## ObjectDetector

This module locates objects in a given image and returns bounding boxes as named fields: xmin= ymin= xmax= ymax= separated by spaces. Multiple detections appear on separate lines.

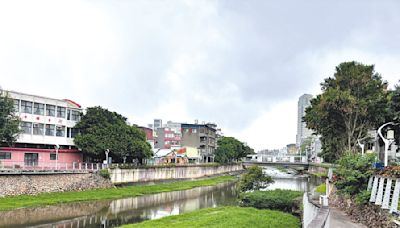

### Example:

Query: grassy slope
xmin=0 ymin=175 xmax=236 ymax=211
xmin=315 ymin=183 xmax=327 ymax=194
xmin=120 ymin=206 xmax=300 ymax=228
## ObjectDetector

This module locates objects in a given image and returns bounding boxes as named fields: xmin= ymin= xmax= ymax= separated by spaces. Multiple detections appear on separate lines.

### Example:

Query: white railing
xmin=0 ymin=161 xmax=101 ymax=172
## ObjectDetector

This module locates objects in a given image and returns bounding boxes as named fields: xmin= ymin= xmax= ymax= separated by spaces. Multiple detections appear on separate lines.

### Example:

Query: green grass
xmin=309 ymin=163 xmax=338 ymax=168
xmin=315 ymin=183 xmax=326 ymax=194
xmin=239 ymin=189 xmax=303 ymax=214
xmin=120 ymin=206 xmax=300 ymax=228
xmin=0 ymin=175 xmax=236 ymax=211
xmin=309 ymin=172 xmax=328 ymax=178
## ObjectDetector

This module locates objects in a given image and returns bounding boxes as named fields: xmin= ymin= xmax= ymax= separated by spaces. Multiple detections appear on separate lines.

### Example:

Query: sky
xmin=1 ymin=0 xmax=400 ymax=151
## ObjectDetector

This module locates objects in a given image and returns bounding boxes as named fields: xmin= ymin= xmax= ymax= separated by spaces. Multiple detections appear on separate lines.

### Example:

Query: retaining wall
xmin=110 ymin=164 xmax=243 ymax=184
xmin=0 ymin=173 xmax=113 ymax=197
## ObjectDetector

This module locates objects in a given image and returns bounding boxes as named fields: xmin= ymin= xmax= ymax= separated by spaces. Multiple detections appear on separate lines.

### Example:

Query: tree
xmin=303 ymin=61 xmax=389 ymax=161
xmin=0 ymin=90 xmax=20 ymax=145
xmin=73 ymin=106 xmax=152 ymax=163
xmin=238 ymin=166 xmax=273 ymax=192
xmin=214 ymin=137 xmax=253 ymax=164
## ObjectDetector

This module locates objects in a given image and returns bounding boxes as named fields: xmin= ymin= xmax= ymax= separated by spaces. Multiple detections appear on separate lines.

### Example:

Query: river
xmin=0 ymin=169 xmax=321 ymax=228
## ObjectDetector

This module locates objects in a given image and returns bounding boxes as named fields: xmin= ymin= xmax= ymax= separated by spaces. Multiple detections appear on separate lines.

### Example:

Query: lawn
xmin=0 ymin=175 xmax=236 ymax=211
xmin=315 ymin=183 xmax=326 ymax=194
xmin=120 ymin=206 xmax=300 ymax=228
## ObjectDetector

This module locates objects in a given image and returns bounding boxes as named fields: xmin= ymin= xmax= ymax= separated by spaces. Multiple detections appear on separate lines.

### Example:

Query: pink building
xmin=0 ymin=90 xmax=83 ymax=168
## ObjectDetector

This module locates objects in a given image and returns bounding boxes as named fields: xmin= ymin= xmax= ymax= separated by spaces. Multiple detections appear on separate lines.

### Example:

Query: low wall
xmin=0 ymin=173 xmax=113 ymax=197
xmin=110 ymin=164 xmax=243 ymax=184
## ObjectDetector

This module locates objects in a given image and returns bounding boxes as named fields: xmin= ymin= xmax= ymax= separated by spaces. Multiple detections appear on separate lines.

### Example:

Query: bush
xmin=239 ymin=189 xmax=303 ymax=214
xmin=334 ymin=153 xmax=375 ymax=196
xmin=238 ymin=166 xmax=273 ymax=192
xmin=99 ymin=169 xmax=110 ymax=179
xmin=355 ymin=190 xmax=371 ymax=205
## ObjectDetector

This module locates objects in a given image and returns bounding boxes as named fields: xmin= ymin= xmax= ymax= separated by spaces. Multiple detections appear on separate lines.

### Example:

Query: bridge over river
xmin=243 ymin=155 xmax=309 ymax=170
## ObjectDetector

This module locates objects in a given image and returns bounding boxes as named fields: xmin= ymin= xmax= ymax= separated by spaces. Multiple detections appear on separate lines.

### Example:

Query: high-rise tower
xmin=296 ymin=94 xmax=313 ymax=146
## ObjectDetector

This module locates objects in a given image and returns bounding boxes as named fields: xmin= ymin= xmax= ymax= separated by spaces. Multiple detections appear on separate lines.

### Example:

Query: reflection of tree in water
xmin=0 ymin=181 xmax=238 ymax=228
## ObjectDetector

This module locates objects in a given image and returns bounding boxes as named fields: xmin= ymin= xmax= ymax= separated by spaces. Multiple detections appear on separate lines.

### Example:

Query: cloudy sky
xmin=1 ymin=0 xmax=400 ymax=151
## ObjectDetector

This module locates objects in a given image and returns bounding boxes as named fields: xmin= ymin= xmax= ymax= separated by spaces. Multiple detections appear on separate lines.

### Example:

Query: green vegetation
xmin=355 ymin=190 xmax=371 ymax=205
xmin=0 ymin=90 xmax=21 ymax=145
xmin=309 ymin=172 xmax=328 ymax=178
xmin=309 ymin=163 xmax=338 ymax=169
xmin=214 ymin=137 xmax=254 ymax=164
xmin=239 ymin=189 xmax=303 ymax=214
xmin=238 ymin=166 xmax=273 ymax=192
xmin=315 ymin=183 xmax=326 ymax=194
xmin=120 ymin=206 xmax=300 ymax=228
xmin=74 ymin=106 xmax=152 ymax=164
xmin=99 ymin=169 xmax=110 ymax=179
xmin=303 ymin=61 xmax=390 ymax=162
xmin=0 ymin=175 xmax=236 ymax=211
xmin=335 ymin=153 xmax=375 ymax=197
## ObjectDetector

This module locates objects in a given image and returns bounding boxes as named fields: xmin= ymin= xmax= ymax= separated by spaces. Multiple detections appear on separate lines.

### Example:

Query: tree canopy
xmin=73 ymin=106 xmax=152 ymax=163
xmin=238 ymin=166 xmax=273 ymax=192
xmin=303 ymin=61 xmax=389 ymax=162
xmin=0 ymin=90 xmax=20 ymax=145
xmin=214 ymin=136 xmax=254 ymax=164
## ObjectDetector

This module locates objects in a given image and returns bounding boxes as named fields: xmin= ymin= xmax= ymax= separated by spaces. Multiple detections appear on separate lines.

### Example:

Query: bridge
xmin=243 ymin=155 xmax=309 ymax=170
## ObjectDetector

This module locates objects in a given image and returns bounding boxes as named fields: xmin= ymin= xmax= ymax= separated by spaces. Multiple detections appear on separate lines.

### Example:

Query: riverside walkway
xmin=328 ymin=208 xmax=366 ymax=228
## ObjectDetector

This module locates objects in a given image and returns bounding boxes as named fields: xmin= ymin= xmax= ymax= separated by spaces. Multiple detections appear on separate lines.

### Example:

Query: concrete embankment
xmin=110 ymin=164 xmax=243 ymax=184
xmin=0 ymin=173 xmax=113 ymax=197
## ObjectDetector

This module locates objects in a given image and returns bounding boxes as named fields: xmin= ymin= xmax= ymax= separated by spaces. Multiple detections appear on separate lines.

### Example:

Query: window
xmin=57 ymin=107 xmax=66 ymax=118
xmin=46 ymin=105 xmax=55 ymax=116
xmin=367 ymin=143 xmax=374 ymax=150
xmin=33 ymin=123 xmax=44 ymax=135
xmin=67 ymin=109 xmax=71 ymax=120
xmin=33 ymin=103 xmax=44 ymax=115
xmin=13 ymin=99 xmax=19 ymax=112
xmin=71 ymin=110 xmax=80 ymax=121
xmin=21 ymin=122 xmax=32 ymax=134
xmin=21 ymin=100 xmax=32 ymax=114
xmin=50 ymin=152 xmax=58 ymax=160
xmin=56 ymin=125 xmax=65 ymax=137
xmin=0 ymin=152 xmax=11 ymax=160
xmin=45 ymin=124 xmax=55 ymax=136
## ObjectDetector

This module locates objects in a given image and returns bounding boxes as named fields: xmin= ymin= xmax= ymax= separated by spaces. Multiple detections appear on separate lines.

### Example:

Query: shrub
xmin=238 ymin=166 xmax=273 ymax=192
xmin=239 ymin=189 xmax=303 ymax=214
xmin=334 ymin=153 xmax=375 ymax=196
xmin=355 ymin=190 xmax=371 ymax=205
xmin=99 ymin=169 xmax=110 ymax=179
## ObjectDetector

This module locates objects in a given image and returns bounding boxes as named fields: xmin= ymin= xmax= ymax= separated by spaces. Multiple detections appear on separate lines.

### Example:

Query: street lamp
xmin=378 ymin=122 xmax=397 ymax=167
xmin=55 ymin=144 xmax=59 ymax=170
xmin=105 ymin=149 xmax=110 ymax=167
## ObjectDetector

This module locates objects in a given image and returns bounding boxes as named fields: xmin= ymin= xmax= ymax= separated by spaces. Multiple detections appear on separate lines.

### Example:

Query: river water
xmin=0 ymin=169 xmax=321 ymax=228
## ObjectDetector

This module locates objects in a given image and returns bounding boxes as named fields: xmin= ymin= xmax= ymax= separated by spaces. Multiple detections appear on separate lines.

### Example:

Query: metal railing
xmin=0 ymin=161 xmax=101 ymax=172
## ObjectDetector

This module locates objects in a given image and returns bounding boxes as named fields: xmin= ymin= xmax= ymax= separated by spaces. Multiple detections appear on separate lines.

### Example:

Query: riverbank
xmin=120 ymin=206 xmax=300 ymax=228
xmin=0 ymin=175 xmax=237 ymax=211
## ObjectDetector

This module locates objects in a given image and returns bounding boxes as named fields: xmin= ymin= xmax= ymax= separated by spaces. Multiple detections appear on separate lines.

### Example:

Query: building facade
xmin=0 ymin=90 xmax=83 ymax=167
xmin=181 ymin=123 xmax=217 ymax=162
xmin=155 ymin=127 xmax=182 ymax=149
xmin=296 ymin=94 xmax=314 ymax=146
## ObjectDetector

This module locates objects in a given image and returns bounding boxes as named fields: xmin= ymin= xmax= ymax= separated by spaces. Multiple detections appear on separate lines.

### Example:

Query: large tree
xmin=74 ymin=106 xmax=152 ymax=164
xmin=0 ymin=90 xmax=20 ymax=145
xmin=303 ymin=61 xmax=389 ymax=161
xmin=214 ymin=137 xmax=254 ymax=164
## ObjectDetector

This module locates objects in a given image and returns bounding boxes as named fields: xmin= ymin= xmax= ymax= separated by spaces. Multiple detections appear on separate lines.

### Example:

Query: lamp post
xmin=378 ymin=122 xmax=397 ymax=167
xmin=105 ymin=149 xmax=110 ymax=168
xmin=55 ymin=144 xmax=59 ymax=170
xmin=357 ymin=139 xmax=365 ymax=156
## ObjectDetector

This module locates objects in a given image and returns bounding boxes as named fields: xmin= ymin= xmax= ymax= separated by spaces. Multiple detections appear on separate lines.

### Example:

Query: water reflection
xmin=0 ymin=181 xmax=238 ymax=228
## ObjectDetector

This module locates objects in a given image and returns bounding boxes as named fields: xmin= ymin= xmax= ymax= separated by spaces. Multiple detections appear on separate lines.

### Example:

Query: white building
xmin=296 ymin=94 xmax=314 ymax=146
xmin=1 ymin=90 xmax=83 ymax=167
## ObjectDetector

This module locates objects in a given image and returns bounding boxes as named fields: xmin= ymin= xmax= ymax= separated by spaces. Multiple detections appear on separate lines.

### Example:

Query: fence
xmin=368 ymin=175 xmax=400 ymax=213
xmin=0 ymin=160 xmax=101 ymax=173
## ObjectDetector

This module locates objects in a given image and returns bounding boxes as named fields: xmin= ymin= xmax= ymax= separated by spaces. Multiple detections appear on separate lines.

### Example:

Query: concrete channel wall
xmin=109 ymin=164 xmax=243 ymax=184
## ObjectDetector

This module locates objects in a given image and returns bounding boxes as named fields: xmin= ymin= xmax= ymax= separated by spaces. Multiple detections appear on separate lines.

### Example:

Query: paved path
xmin=328 ymin=208 xmax=366 ymax=228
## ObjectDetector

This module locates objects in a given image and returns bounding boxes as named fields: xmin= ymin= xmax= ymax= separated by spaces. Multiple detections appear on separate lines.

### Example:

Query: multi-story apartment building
xmin=181 ymin=123 xmax=217 ymax=163
xmin=0 ymin=90 xmax=83 ymax=167
xmin=138 ymin=126 xmax=155 ymax=149
xmin=155 ymin=127 xmax=182 ymax=149
xmin=296 ymin=94 xmax=314 ymax=146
